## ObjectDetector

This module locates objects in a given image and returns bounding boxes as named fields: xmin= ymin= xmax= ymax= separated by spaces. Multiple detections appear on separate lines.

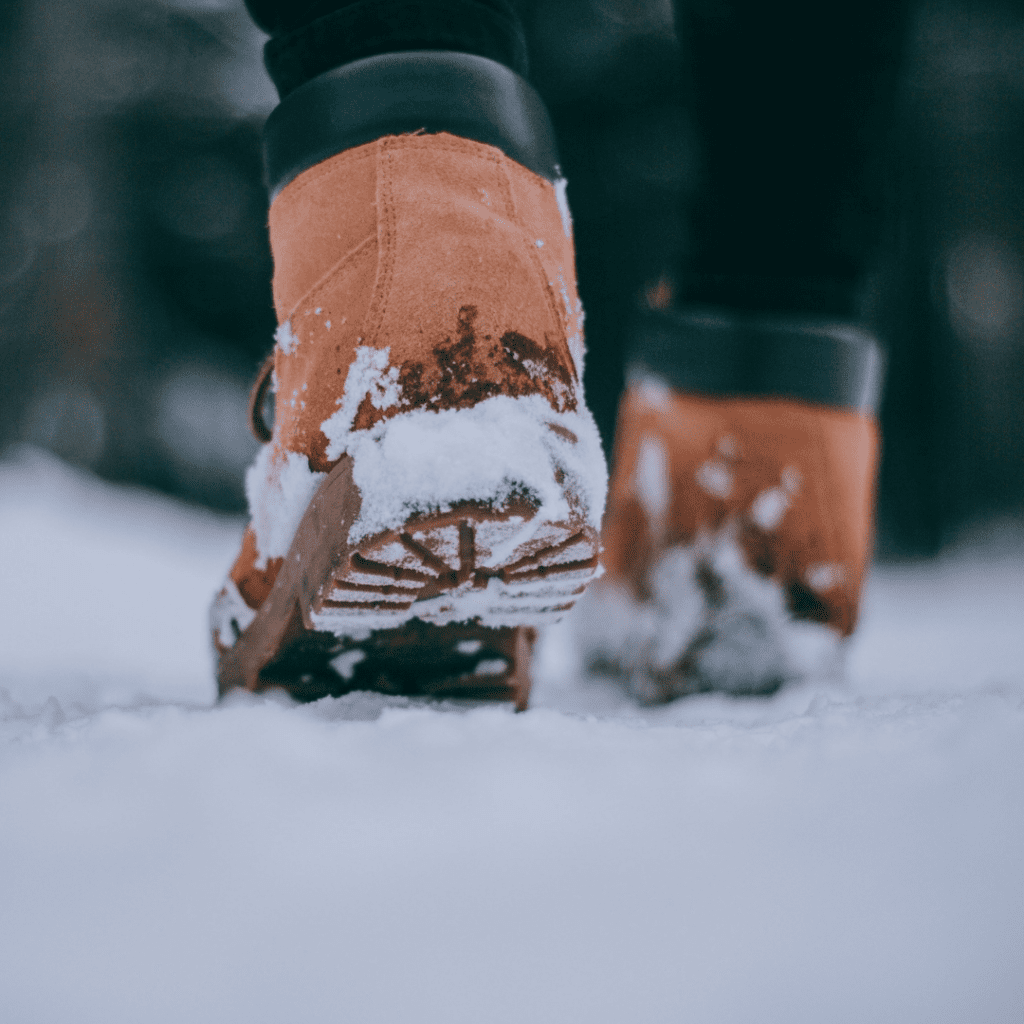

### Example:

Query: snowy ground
xmin=2 ymin=447 xmax=1022 ymax=1024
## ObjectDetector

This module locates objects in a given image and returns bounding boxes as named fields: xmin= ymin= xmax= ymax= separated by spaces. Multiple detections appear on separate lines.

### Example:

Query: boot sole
xmin=215 ymin=454 xmax=599 ymax=708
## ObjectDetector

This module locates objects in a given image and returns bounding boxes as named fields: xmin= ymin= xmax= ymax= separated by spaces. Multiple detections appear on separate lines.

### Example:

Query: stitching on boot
xmin=395 ymin=133 xmax=509 ymax=160
xmin=276 ymin=145 xmax=376 ymax=206
xmin=489 ymin=147 xmax=517 ymax=222
xmin=362 ymin=137 xmax=398 ymax=350
xmin=276 ymin=137 xmax=551 ymax=213
xmin=496 ymin=154 xmax=572 ymax=376
xmin=287 ymin=233 xmax=376 ymax=321
xmin=384 ymin=132 xmax=556 ymax=184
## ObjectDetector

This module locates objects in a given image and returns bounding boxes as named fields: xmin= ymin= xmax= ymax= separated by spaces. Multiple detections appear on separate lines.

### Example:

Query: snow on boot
xmin=574 ymin=306 xmax=882 ymax=700
xmin=211 ymin=53 xmax=607 ymax=708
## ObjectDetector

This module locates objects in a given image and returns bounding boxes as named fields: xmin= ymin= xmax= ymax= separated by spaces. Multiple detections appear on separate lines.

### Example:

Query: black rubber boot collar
xmin=628 ymin=307 xmax=885 ymax=413
xmin=263 ymin=51 xmax=561 ymax=200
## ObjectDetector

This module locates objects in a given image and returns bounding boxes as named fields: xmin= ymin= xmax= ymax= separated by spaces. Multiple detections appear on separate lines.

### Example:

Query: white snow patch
xmin=208 ymin=578 xmax=255 ymax=648
xmin=274 ymin=319 xmax=299 ymax=354
xmin=806 ymin=562 xmax=847 ymax=592
xmin=457 ymin=640 xmax=483 ymax=655
xmin=629 ymin=371 xmax=673 ymax=411
xmin=245 ymin=445 xmax=325 ymax=566
xmin=555 ymin=268 xmax=586 ymax=377
xmin=475 ymin=658 xmax=508 ymax=676
xmin=341 ymin=394 xmax=607 ymax=545
xmin=554 ymin=176 xmax=573 ymax=239
xmin=0 ymin=447 xmax=240 ymax=705
xmin=750 ymin=465 xmax=802 ymax=529
xmin=573 ymin=531 xmax=843 ymax=699
xmin=750 ymin=485 xmax=790 ymax=530
xmin=632 ymin=435 xmax=670 ymax=541
xmin=330 ymin=648 xmax=366 ymax=680
xmin=695 ymin=458 xmax=733 ymax=499
xmin=321 ymin=346 xmax=403 ymax=461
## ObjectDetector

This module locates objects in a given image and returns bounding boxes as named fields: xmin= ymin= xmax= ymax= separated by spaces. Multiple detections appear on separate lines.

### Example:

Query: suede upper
xmin=228 ymin=133 xmax=585 ymax=611
xmin=268 ymin=132 xmax=581 ymax=472
xmin=603 ymin=384 xmax=879 ymax=636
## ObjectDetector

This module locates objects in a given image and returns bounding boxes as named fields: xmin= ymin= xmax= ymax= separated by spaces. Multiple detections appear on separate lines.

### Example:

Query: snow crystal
xmin=274 ymin=319 xmax=299 ymax=354
xmin=245 ymin=445 xmax=325 ymax=566
xmin=321 ymin=346 xmax=403 ymax=461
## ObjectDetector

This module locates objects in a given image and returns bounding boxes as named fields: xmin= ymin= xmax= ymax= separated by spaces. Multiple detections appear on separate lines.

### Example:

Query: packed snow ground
xmin=1 ymin=448 xmax=1022 ymax=1024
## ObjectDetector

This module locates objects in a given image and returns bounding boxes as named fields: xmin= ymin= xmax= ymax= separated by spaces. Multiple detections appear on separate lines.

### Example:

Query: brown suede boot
xmin=210 ymin=54 xmax=606 ymax=707
xmin=575 ymin=307 xmax=882 ymax=699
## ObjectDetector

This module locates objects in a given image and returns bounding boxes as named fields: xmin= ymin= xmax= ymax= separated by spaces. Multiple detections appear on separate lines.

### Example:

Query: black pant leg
xmin=674 ymin=0 xmax=912 ymax=318
xmin=243 ymin=0 xmax=528 ymax=98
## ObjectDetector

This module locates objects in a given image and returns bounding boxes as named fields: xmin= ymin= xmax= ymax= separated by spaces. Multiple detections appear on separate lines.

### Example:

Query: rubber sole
xmin=215 ymin=454 xmax=599 ymax=709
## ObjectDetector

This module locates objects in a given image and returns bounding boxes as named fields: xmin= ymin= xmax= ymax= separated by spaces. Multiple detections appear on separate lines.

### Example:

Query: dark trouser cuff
xmin=261 ymin=0 xmax=529 ymax=99
xmin=628 ymin=307 xmax=884 ymax=413
xmin=263 ymin=51 xmax=560 ymax=199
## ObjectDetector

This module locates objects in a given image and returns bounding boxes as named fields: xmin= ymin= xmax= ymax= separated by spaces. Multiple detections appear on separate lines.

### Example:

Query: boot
xmin=210 ymin=53 xmax=607 ymax=708
xmin=576 ymin=305 xmax=882 ymax=700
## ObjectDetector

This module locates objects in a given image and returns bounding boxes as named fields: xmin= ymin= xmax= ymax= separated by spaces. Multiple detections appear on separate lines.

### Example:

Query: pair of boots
xmin=210 ymin=53 xmax=881 ymax=708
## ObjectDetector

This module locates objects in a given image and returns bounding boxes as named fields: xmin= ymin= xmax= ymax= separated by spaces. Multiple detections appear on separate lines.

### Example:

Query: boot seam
xmin=497 ymin=155 xmax=573 ymax=383
xmin=275 ymin=134 xmax=554 ymax=209
xmin=273 ymin=146 xmax=377 ymax=208
xmin=362 ymin=137 xmax=399 ymax=350
xmin=796 ymin=409 xmax=848 ymax=632
xmin=283 ymin=233 xmax=377 ymax=323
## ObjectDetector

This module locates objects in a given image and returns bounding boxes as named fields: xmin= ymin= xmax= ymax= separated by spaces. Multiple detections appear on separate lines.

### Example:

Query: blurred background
xmin=0 ymin=0 xmax=1021 ymax=556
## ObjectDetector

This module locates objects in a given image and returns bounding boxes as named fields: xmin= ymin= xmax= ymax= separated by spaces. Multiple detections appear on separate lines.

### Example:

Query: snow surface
xmin=2 ymin=447 xmax=1023 ymax=1024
